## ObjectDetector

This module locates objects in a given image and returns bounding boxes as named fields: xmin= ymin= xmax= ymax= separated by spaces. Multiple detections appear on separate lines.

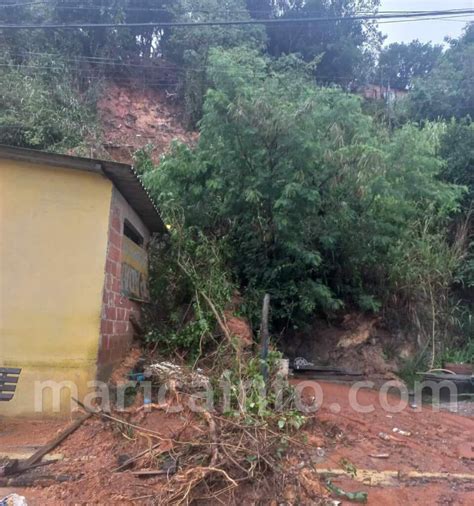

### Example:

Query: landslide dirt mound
xmin=2 ymin=381 xmax=473 ymax=505
xmin=96 ymin=82 xmax=197 ymax=164
xmin=302 ymin=381 xmax=474 ymax=505
xmin=284 ymin=313 xmax=415 ymax=378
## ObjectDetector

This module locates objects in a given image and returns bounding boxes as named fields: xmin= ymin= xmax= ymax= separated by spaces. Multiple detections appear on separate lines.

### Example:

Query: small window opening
xmin=124 ymin=219 xmax=144 ymax=247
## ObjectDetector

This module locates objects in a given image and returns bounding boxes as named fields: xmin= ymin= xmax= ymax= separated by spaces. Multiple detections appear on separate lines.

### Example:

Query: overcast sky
xmin=379 ymin=0 xmax=473 ymax=45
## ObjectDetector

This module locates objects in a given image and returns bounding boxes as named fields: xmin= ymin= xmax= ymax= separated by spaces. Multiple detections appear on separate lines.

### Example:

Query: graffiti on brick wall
xmin=121 ymin=236 xmax=150 ymax=301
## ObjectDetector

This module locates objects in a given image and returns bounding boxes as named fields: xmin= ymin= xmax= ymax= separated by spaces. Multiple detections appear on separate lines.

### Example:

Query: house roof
xmin=0 ymin=145 xmax=166 ymax=234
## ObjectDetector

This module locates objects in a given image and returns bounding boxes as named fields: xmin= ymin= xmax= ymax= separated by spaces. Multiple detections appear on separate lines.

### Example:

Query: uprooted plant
xmin=128 ymin=202 xmax=320 ymax=503
xmin=151 ymin=354 xmax=311 ymax=504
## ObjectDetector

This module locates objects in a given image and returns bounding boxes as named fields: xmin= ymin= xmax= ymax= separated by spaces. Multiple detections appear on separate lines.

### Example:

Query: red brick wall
xmin=97 ymin=189 xmax=147 ymax=379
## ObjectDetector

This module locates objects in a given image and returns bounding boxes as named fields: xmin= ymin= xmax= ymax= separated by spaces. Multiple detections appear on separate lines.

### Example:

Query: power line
xmin=1 ymin=57 xmax=462 ymax=84
xmin=0 ymin=56 xmax=379 ymax=82
xmin=1 ymin=53 xmax=185 ymax=69
xmin=377 ymin=15 xmax=473 ymax=25
xmin=0 ymin=1 xmax=43 ymax=6
xmin=0 ymin=61 xmax=362 ymax=81
xmin=0 ymin=9 xmax=473 ymax=30
xmin=0 ymin=1 xmax=469 ymax=15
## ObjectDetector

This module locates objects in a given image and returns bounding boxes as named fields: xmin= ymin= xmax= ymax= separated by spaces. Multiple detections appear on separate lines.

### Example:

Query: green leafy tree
xmin=162 ymin=0 xmax=266 ymax=126
xmin=439 ymin=118 xmax=474 ymax=207
xmin=439 ymin=119 xmax=474 ymax=298
xmin=245 ymin=0 xmax=274 ymax=18
xmin=0 ymin=0 xmax=172 ymax=60
xmin=0 ymin=58 xmax=99 ymax=151
xmin=406 ymin=23 xmax=474 ymax=121
xmin=144 ymin=48 xmax=463 ymax=329
xmin=378 ymin=40 xmax=443 ymax=90
xmin=247 ymin=0 xmax=382 ymax=87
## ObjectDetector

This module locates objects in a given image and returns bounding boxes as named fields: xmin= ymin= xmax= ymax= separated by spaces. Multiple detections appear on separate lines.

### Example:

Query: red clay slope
xmin=97 ymin=82 xmax=197 ymax=164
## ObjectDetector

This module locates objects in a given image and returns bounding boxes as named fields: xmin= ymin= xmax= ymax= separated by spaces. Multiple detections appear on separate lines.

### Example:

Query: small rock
xmin=283 ymin=485 xmax=297 ymax=503
xmin=392 ymin=427 xmax=411 ymax=436
xmin=457 ymin=442 xmax=474 ymax=460
xmin=117 ymin=454 xmax=133 ymax=470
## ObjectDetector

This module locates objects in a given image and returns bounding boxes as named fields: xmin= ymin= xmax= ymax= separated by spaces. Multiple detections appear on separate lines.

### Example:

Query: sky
xmin=379 ymin=0 xmax=473 ymax=45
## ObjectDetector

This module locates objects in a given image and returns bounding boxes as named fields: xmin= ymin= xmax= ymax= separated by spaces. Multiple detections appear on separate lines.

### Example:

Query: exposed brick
xmin=102 ymin=334 xmax=111 ymax=350
xmin=99 ymin=196 xmax=147 ymax=374
xmin=106 ymin=260 xmax=119 ymax=278
xmin=101 ymin=320 xmax=113 ymax=335
xmin=114 ymin=294 xmax=128 ymax=308
xmin=98 ymin=348 xmax=111 ymax=365
xmin=111 ymin=212 xmax=121 ymax=233
xmin=110 ymin=229 xmax=122 ymax=249
xmin=112 ymin=277 xmax=121 ymax=293
xmin=106 ymin=307 xmax=117 ymax=320
xmin=109 ymin=245 xmax=121 ymax=263
xmin=105 ymin=274 xmax=112 ymax=290
xmin=103 ymin=290 xmax=111 ymax=304
xmin=117 ymin=308 xmax=127 ymax=320
xmin=114 ymin=321 xmax=128 ymax=334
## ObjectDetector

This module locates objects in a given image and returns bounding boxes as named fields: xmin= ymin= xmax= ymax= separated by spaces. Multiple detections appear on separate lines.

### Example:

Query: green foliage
xmin=439 ymin=118 xmax=474 ymax=208
xmin=378 ymin=40 xmax=443 ymax=90
xmin=162 ymin=0 xmax=266 ymax=126
xmin=133 ymin=145 xmax=156 ymax=175
xmin=398 ymin=352 xmax=429 ymax=388
xmin=438 ymin=119 xmax=473 ymax=303
xmin=143 ymin=206 xmax=235 ymax=361
xmin=0 ymin=57 xmax=99 ymax=151
xmin=440 ymin=338 xmax=474 ymax=365
xmin=0 ymin=0 xmax=169 ymax=60
xmin=145 ymin=48 xmax=464 ymax=331
xmin=219 ymin=350 xmax=305 ymax=430
xmin=1 ymin=0 xmax=469 ymax=361
xmin=406 ymin=24 xmax=474 ymax=121
xmin=258 ymin=0 xmax=383 ymax=87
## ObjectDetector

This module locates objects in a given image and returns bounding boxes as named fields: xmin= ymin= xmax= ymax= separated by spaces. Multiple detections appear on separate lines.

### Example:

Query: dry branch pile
xmin=158 ymin=412 xmax=305 ymax=504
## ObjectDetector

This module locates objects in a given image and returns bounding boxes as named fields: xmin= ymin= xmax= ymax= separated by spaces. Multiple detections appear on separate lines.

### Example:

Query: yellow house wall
xmin=0 ymin=160 xmax=113 ymax=417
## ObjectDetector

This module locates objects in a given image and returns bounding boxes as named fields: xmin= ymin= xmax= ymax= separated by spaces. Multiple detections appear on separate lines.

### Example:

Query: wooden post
xmin=260 ymin=294 xmax=270 ymax=383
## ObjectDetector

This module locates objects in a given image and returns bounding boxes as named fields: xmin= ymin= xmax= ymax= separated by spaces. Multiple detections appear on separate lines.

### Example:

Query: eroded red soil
xmin=96 ymin=82 xmax=197 ymax=164
xmin=1 ymin=379 xmax=472 ymax=505
xmin=308 ymin=381 xmax=474 ymax=505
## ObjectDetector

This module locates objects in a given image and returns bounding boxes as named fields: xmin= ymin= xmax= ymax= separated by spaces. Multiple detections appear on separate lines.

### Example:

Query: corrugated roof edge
xmin=0 ymin=144 xmax=167 ymax=234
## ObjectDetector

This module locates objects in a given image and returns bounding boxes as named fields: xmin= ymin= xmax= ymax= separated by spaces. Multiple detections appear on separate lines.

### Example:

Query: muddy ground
xmin=1 ymin=378 xmax=473 ymax=505
xmin=95 ymin=83 xmax=197 ymax=164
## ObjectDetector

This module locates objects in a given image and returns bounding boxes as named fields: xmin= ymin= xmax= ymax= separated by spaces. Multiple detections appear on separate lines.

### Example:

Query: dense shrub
xmin=144 ymin=49 xmax=464 ymax=332
xmin=0 ymin=58 xmax=99 ymax=151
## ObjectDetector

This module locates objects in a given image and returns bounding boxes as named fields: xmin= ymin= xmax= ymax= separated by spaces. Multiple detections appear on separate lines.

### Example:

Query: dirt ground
xmin=284 ymin=314 xmax=409 ymax=377
xmin=1 ymin=379 xmax=473 ymax=505
xmin=94 ymin=82 xmax=197 ymax=164
xmin=306 ymin=382 xmax=474 ymax=505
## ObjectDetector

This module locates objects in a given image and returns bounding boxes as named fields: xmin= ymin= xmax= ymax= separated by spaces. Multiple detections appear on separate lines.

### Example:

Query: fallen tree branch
xmin=132 ymin=469 xmax=170 ymax=477
xmin=113 ymin=442 xmax=163 ymax=473
xmin=202 ymin=411 xmax=218 ymax=467
xmin=73 ymin=398 xmax=173 ymax=442
xmin=0 ymin=474 xmax=75 ymax=488
xmin=5 ymin=413 xmax=91 ymax=476
xmin=199 ymin=291 xmax=235 ymax=350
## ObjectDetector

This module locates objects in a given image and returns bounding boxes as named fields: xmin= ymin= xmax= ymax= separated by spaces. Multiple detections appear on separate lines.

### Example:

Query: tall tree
xmin=246 ymin=0 xmax=382 ymax=87
xmin=245 ymin=0 xmax=274 ymax=19
xmin=407 ymin=23 xmax=474 ymax=121
xmin=378 ymin=41 xmax=443 ymax=90
xmin=162 ymin=0 xmax=266 ymax=125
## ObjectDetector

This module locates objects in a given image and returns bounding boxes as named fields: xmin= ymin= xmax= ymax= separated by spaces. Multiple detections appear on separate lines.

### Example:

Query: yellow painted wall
xmin=0 ymin=160 xmax=113 ymax=417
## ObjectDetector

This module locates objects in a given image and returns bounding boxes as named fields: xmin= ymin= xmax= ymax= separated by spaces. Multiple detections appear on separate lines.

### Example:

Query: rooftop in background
xmin=0 ymin=144 xmax=166 ymax=234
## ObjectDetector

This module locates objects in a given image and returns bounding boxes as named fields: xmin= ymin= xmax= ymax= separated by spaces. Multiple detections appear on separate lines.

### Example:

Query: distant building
xmin=359 ymin=84 xmax=408 ymax=102
xmin=0 ymin=145 xmax=165 ymax=417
